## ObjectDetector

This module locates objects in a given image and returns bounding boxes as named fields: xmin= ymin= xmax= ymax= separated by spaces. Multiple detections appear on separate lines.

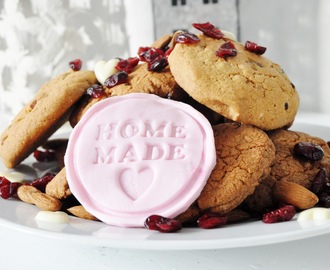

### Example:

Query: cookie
xmin=197 ymin=123 xmax=275 ymax=214
xmin=268 ymin=129 xmax=330 ymax=188
xmin=150 ymin=33 xmax=173 ymax=50
xmin=0 ymin=70 xmax=97 ymax=168
xmin=245 ymin=129 xmax=330 ymax=213
xmin=69 ymin=62 xmax=186 ymax=127
xmin=168 ymin=34 xmax=300 ymax=130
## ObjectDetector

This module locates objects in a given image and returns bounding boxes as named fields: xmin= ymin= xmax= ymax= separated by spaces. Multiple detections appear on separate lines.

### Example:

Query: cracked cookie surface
xmin=70 ymin=63 xmax=185 ymax=127
xmin=245 ymin=129 xmax=330 ymax=213
xmin=268 ymin=129 xmax=330 ymax=188
xmin=168 ymin=35 xmax=300 ymax=130
xmin=197 ymin=122 xmax=275 ymax=214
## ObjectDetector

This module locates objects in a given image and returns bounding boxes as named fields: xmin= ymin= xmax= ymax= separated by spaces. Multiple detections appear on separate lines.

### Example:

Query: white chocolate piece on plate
xmin=35 ymin=211 xmax=69 ymax=224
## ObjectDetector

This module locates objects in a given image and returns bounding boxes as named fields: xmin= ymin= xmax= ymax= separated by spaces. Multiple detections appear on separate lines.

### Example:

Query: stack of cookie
xmin=1 ymin=22 xmax=329 ymax=225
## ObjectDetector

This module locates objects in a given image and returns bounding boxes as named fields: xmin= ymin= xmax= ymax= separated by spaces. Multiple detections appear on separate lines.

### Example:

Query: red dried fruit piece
xmin=104 ymin=71 xmax=128 ymax=88
xmin=245 ymin=41 xmax=267 ymax=55
xmin=164 ymin=47 xmax=174 ymax=57
xmin=0 ymin=182 xmax=22 ymax=199
xmin=312 ymin=167 xmax=329 ymax=195
xmin=197 ymin=213 xmax=228 ymax=229
xmin=115 ymin=57 xmax=139 ymax=73
xmin=86 ymin=84 xmax=105 ymax=99
xmin=293 ymin=142 xmax=324 ymax=161
xmin=216 ymin=41 xmax=237 ymax=58
xmin=144 ymin=215 xmax=182 ymax=233
xmin=33 ymin=149 xmax=56 ymax=162
xmin=192 ymin=22 xmax=224 ymax=39
xmin=147 ymin=57 xmax=168 ymax=72
xmin=69 ymin=59 xmax=82 ymax=71
xmin=318 ymin=192 xmax=330 ymax=207
xmin=138 ymin=47 xmax=165 ymax=63
xmin=0 ymin=176 xmax=11 ymax=187
xmin=262 ymin=205 xmax=296 ymax=224
xmin=30 ymin=173 xmax=55 ymax=193
xmin=174 ymin=32 xmax=200 ymax=44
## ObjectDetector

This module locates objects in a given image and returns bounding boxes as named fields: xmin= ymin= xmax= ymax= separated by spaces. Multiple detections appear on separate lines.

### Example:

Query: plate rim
xmin=1 ymin=118 xmax=330 ymax=250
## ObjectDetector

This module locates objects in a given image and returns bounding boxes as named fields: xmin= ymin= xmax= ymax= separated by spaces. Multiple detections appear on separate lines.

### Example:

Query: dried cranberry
xmin=138 ymin=47 xmax=165 ymax=63
xmin=0 ymin=176 xmax=10 ymax=187
xmin=174 ymin=32 xmax=200 ymax=44
xmin=104 ymin=71 xmax=128 ymax=88
xmin=164 ymin=47 xmax=174 ymax=57
xmin=216 ymin=41 xmax=237 ymax=58
xmin=86 ymin=84 xmax=105 ymax=99
xmin=69 ymin=59 xmax=82 ymax=71
xmin=245 ymin=41 xmax=267 ymax=55
xmin=192 ymin=22 xmax=224 ymax=39
xmin=0 ymin=182 xmax=22 ymax=199
xmin=147 ymin=57 xmax=168 ymax=72
xmin=312 ymin=167 xmax=329 ymax=194
xmin=262 ymin=205 xmax=296 ymax=223
xmin=293 ymin=142 xmax=324 ymax=161
xmin=115 ymin=57 xmax=139 ymax=73
xmin=30 ymin=173 xmax=55 ymax=193
xmin=144 ymin=215 xmax=182 ymax=233
xmin=33 ymin=149 xmax=56 ymax=162
xmin=318 ymin=193 xmax=330 ymax=208
xmin=197 ymin=213 xmax=228 ymax=229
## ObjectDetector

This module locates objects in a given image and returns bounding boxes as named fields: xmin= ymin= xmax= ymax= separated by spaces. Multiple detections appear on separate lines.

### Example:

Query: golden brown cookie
xmin=150 ymin=33 xmax=173 ymax=50
xmin=0 ymin=70 xmax=97 ymax=168
xmin=268 ymin=129 xmax=330 ymax=188
xmin=109 ymin=63 xmax=184 ymax=98
xmin=245 ymin=129 xmax=330 ymax=213
xmin=168 ymin=34 xmax=300 ymax=130
xmin=197 ymin=123 xmax=275 ymax=214
xmin=69 ymin=62 xmax=186 ymax=127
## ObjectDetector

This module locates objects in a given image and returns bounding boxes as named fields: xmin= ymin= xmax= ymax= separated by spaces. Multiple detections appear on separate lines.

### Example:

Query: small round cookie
xmin=109 ymin=63 xmax=184 ymax=99
xmin=268 ymin=129 xmax=330 ymax=188
xmin=0 ymin=70 xmax=97 ymax=168
xmin=168 ymin=35 xmax=300 ymax=130
xmin=197 ymin=123 xmax=275 ymax=214
xmin=245 ymin=129 xmax=330 ymax=213
xmin=69 ymin=62 xmax=186 ymax=127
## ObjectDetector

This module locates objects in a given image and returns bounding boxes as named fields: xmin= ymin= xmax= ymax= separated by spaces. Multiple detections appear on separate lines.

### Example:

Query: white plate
xmin=1 ymin=117 xmax=330 ymax=250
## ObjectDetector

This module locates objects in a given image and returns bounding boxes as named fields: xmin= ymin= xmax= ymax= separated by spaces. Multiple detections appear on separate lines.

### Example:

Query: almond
xmin=30 ymin=192 xmax=62 ymax=211
xmin=67 ymin=205 xmax=98 ymax=221
xmin=273 ymin=180 xmax=319 ymax=209
xmin=45 ymin=167 xmax=71 ymax=199
xmin=17 ymin=185 xmax=62 ymax=211
xmin=17 ymin=185 xmax=37 ymax=204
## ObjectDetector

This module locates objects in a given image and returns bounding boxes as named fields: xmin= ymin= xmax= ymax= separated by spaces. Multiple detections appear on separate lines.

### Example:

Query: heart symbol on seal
xmin=119 ymin=168 xmax=154 ymax=201
xmin=94 ymin=59 xmax=120 ymax=85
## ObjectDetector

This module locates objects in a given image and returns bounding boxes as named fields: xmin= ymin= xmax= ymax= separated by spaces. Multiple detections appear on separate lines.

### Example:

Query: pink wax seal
xmin=65 ymin=93 xmax=216 ymax=227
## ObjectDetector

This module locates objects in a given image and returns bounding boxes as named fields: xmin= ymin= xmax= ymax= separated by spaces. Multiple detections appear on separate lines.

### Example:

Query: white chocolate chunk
xmin=35 ymin=211 xmax=69 ymax=224
xmin=222 ymin=30 xmax=237 ymax=41
xmin=0 ymin=171 xmax=25 ymax=183
xmin=297 ymin=207 xmax=330 ymax=222
xmin=94 ymin=59 xmax=120 ymax=85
